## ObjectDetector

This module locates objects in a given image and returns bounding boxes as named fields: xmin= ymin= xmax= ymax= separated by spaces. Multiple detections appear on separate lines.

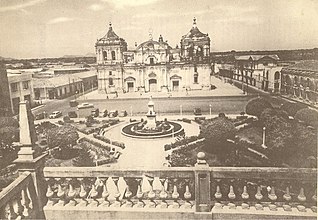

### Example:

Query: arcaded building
xmin=95 ymin=18 xmax=212 ymax=94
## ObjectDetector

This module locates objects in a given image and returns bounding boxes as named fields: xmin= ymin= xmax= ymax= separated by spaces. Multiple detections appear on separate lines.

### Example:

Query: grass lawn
xmin=236 ymin=126 xmax=263 ymax=145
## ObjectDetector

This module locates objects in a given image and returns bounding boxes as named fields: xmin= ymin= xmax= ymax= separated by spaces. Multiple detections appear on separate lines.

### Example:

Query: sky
xmin=0 ymin=0 xmax=317 ymax=59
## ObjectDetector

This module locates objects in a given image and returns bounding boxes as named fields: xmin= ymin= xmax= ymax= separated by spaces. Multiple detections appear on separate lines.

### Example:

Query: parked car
xmin=193 ymin=108 xmax=202 ymax=116
xmin=68 ymin=111 xmax=78 ymax=118
xmin=119 ymin=110 xmax=128 ymax=117
xmin=35 ymin=112 xmax=46 ymax=120
xmin=91 ymin=108 xmax=99 ymax=117
xmin=78 ymin=102 xmax=94 ymax=109
xmin=49 ymin=111 xmax=62 ymax=119
xmin=101 ymin=109 xmax=108 ymax=117
xmin=108 ymin=110 xmax=118 ymax=118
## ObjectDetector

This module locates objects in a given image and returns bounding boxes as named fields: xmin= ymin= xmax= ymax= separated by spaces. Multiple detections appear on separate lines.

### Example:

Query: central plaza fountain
xmin=121 ymin=97 xmax=184 ymax=139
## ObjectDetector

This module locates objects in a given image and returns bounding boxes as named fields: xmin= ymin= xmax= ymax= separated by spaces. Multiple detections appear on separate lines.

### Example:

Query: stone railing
xmin=40 ymin=154 xmax=317 ymax=220
xmin=0 ymin=172 xmax=39 ymax=219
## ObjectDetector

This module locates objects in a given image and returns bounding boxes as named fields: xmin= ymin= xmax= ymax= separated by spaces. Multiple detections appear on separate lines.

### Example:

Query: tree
xmin=294 ymin=108 xmax=318 ymax=127
xmin=260 ymin=108 xmax=289 ymax=130
xmin=47 ymin=125 xmax=79 ymax=150
xmin=72 ymin=148 xmax=94 ymax=167
xmin=245 ymin=97 xmax=272 ymax=118
xmin=281 ymin=102 xmax=307 ymax=117
xmin=0 ymin=117 xmax=19 ymax=152
xmin=200 ymin=117 xmax=237 ymax=157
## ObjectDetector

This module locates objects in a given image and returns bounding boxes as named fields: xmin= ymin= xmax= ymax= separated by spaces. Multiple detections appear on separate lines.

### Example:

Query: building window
xmin=274 ymin=72 xmax=280 ymax=80
xmin=194 ymin=66 xmax=197 ymax=72
xmin=103 ymin=51 xmax=107 ymax=60
xmin=111 ymin=51 xmax=116 ymax=60
xmin=194 ymin=74 xmax=198 ymax=84
xmin=10 ymin=83 xmax=18 ymax=92
xmin=150 ymin=58 xmax=154 ymax=65
xmin=109 ymin=78 xmax=113 ymax=86
xmin=22 ymin=81 xmax=29 ymax=90
xmin=109 ymin=71 xmax=112 ymax=76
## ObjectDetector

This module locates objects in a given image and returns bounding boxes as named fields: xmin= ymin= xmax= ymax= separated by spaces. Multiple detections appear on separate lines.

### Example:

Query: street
xmin=33 ymin=95 xmax=257 ymax=117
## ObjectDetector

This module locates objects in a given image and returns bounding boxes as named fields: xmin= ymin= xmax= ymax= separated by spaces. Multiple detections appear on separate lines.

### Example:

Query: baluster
xmin=123 ymin=177 xmax=133 ymax=207
xmin=100 ymin=178 xmax=110 ymax=207
xmin=55 ymin=178 xmax=66 ymax=206
xmin=146 ymin=176 xmax=156 ymax=208
xmin=168 ymin=179 xmax=179 ymax=209
xmin=45 ymin=178 xmax=55 ymax=206
xmin=21 ymin=187 xmax=31 ymax=217
xmin=311 ymin=188 xmax=317 ymax=213
xmin=88 ymin=184 xmax=99 ymax=207
xmin=268 ymin=184 xmax=277 ymax=211
xmin=66 ymin=178 xmax=77 ymax=206
xmin=77 ymin=178 xmax=88 ymax=206
xmin=15 ymin=194 xmax=24 ymax=219
xmin=241 ymin=183 xmax=250 ymax=209
xmin=228 ymin=180 xmax=236 ymax=209
xmin=110 ymin=177 xmax=121 ymax=207
xmin=159 ymin=178 xmax=168 ymax=208
xmin=297 ymin=187 xmax=307 ymax=212
xmin=214 ymin=179 xmax=223 ymax=209
xmin=134 ymin=178 xmax=144 ymax=208
xmin=9 ymin=200 xmax=18 ymax=219
xmin=283 ymin=186 xmax=292 ymax=211
xmin=255 ymin=183 xmax=264 ymax=210
xmin=182 ymin=179 xmax=192 ymax=209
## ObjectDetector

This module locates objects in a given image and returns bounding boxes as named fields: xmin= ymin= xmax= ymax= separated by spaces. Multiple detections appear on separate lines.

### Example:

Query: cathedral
xmin=95 ymin=18 xmax=212 ymax=94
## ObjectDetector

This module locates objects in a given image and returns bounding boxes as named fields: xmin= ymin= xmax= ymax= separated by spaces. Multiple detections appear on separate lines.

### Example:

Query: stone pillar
xmin=14 ymin=101 xmax=47 ymax=219
xmin=194 ymin=152 xmax=211 ymax=212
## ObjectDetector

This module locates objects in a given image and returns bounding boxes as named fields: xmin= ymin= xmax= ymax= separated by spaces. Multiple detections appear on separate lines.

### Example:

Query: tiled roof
xmin=282 ymin=60 xmax=318 ymax=72
xmin=235 ymin=55 xmax=280 ymax=61
xmin=33 ymin=74 xmax=82 ymax=88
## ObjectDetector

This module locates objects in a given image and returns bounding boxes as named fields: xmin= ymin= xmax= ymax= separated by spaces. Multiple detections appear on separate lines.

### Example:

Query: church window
xmin=194 ymin=73 xmax=198 ymax=84
xmin=109 ymin=71 xmax=112 ymax=76
xmin=103 ymin=51 xmax=107 ymax=60
xmin=150 ymin=57 xmax=154 ymax=65
xmin=111 ymin=51 xmax=116 ymax=60
xmin=109 ymin=78 xmax=113 ymax=86
xmin=194 ymin=66 xmax=197 ymax=72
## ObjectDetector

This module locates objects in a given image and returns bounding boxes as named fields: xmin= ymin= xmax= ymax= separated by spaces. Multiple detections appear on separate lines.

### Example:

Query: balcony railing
xmin=0 ymin=172 xmax=39 ymax=219
xmin=0 ymin=154 xmax=317 ymax=219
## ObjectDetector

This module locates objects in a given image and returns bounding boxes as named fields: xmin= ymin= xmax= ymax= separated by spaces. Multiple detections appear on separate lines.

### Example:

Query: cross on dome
xmin=193 ymin=17 xmax=197 ymax=27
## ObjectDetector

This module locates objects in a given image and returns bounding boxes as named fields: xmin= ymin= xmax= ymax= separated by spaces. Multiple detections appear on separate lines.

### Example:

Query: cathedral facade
xmin=95 ymin=18 xmax=212 ymax=94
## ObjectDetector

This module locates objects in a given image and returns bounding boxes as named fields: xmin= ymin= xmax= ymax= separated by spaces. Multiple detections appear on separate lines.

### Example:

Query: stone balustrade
xmin=41 ymin=160 xmax=317 ymax=220
xmin=0 ymin=172 xmax=38 ymax=219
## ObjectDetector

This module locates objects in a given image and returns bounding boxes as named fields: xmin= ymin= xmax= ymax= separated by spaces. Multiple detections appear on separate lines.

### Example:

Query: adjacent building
xmin=7 ymin=71 xmax=34 ymax=115
xmin=33 ymin=70 xmax=97 ymax=100
xmin=233 ymin=55 xmax=282 ymax=93
xmin=281 ymin=60 xmax=318 ymax=104
xmin=96 ymin=18 xmax=212 ymax=94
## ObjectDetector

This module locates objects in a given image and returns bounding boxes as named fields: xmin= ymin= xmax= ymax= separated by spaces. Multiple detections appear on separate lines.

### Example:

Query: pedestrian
xmin=115 ymin=91 xmax=118 ymax=98
xmin=186 ymin=88 xmax=188 ymax=95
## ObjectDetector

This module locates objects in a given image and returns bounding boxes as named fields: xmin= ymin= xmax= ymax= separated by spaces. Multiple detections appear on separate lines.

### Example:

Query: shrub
xmin=281 ymin=102 xmax=308 ymax=117
xmin=245 ymin=97 xmax=272 ymax=118
xmin=294 ymin=108 xmax=318 ymax=127
xmin=63 ymin=116 xmax=71 ymax=123
xmin=72 ymin=148 xmax=94 ymax=167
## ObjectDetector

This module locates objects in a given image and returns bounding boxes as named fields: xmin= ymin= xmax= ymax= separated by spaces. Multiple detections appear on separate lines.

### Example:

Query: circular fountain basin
xmin=121 ymin=121 xmax=184 ymax=139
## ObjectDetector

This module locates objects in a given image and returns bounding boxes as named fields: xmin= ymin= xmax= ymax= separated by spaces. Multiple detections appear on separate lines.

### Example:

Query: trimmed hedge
xmin=93 ymin=134 xmax=125 ymax=149
xmin=78 ymin=137 xmax=111 ymax=151
xmin=164 ymin=136 xmax=200 ymax=151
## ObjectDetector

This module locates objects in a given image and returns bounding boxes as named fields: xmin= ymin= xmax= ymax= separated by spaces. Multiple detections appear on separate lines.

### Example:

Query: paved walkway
xmin=78 ymin=76 xmax=245 ymax=100
xmin=103 ymin=120 xmax=200 ymax=169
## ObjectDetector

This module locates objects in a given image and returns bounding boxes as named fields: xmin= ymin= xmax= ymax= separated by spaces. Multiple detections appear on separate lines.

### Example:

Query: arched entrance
xmin=149 ymin=79 xmax=157 ymax=92
xmin=125 ymin=76 xmax=136 ymax=93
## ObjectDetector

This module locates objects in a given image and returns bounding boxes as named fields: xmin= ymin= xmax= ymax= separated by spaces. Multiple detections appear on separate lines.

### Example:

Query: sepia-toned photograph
xmin=0 ymin=0 xmax=317 ymax=219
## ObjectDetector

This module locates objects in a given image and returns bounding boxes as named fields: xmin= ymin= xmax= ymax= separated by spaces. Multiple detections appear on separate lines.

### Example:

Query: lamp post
xmin=95 ymin=155 xmax=98 ymax=167
xmin=209 ymin=104 xmax=212 ymax=116
xmin=261 ymin=127 xmax=267 ymax=149
xmin=180 ymin=105 xmax=182 ymax=116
